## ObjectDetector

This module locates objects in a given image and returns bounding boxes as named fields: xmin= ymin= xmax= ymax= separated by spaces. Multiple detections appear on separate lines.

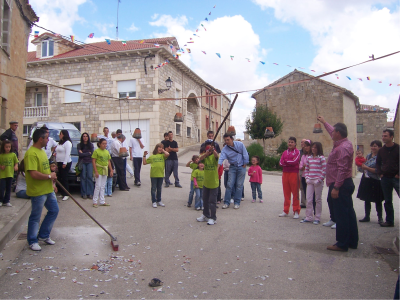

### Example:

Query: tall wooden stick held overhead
xmin=212 ymin=94 xmax=238 ymax=144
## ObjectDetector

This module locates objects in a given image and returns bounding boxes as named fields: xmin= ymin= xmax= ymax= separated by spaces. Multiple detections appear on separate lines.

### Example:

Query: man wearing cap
xmin=1 ymin=121 xmax=19 ymax=158
xmin=218 ymin=133 xmax=249 ymax=209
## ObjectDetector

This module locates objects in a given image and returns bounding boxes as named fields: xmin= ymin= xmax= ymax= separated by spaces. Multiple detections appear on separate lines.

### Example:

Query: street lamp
xmin=158 ymin=77 xmax=173 ymax=94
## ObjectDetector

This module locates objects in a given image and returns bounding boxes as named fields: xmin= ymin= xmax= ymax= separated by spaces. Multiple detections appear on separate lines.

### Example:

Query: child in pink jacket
xmin=248 ymin=156 xmax=263 ymax=203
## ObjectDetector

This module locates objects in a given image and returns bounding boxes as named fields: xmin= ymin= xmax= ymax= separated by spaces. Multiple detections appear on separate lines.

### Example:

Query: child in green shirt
xmin=196 ymin=141 xmax=219 ymax=225
xmin=92 ymin=138 xmax=113 ymax=208
xmin=143 ymin=143 xmax=169 ymax=208
xmin=186 ymin=155 xmax=199 ymax=208
xmin=0 ymin=140 xmax=19 ymax=206
xmin=193 ymin=162 xmax=205 ymax=210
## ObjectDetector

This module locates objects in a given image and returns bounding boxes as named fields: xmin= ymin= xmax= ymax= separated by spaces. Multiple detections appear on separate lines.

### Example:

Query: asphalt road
xmin=0 ymin=163 xmax=398 ymax=299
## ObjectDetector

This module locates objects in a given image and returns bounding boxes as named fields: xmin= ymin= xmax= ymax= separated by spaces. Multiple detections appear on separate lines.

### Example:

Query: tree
xmin=245 ymin=105 xmax=283 ymax=150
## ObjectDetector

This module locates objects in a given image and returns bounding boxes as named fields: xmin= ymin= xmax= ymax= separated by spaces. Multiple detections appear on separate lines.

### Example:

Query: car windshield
xmin=49 ymin=129 xmax=81 ymax=141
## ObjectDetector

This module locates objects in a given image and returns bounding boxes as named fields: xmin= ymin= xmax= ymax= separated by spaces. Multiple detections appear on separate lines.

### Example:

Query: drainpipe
xmin=144 ymin=54 xmax=155 ymax=75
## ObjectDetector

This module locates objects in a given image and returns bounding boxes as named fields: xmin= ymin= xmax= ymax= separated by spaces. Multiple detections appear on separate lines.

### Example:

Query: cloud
xmin=29 ymin=0 xmax=87 ymax=51
xmin=93 ymin=22 xmax=115 ymax=35
xmin=128 ymin=23 xmax=139 ymax=32
xmin=150 ymin=14 xmax=271 ymax=138
xmin=254 ymin=0 xmax=400 ymax=114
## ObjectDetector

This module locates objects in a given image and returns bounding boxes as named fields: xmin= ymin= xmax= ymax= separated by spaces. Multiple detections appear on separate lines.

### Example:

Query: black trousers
xmin=203 ymin=187 xmax=217 ymax=221
xmin=364 ymin=201 xmax=383 ymax=219
xmin=133 ymin=157 xmax=142 ymax=184
xmin=57 ymin=162 xmax=71 ymax=196
xmin=330 ymin=178 xmax=359 ymax=250
xmin=0 ymin=177 xmax=12 ymax=203
xmin=327 ymin=185 xmax=336 ymax=222
xmin=112 ymin=157 xmax=128 ymax=190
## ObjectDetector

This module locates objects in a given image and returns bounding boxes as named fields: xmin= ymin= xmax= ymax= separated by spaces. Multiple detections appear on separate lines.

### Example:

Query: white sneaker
xmin=331 ymin=223 xmax=336 ymax=229
xmin=0 ymin=203 xmax=2 ymax=206
xmin=39 ymin=237 xmax=55 ymax=245
xmin=222 ymin=204 xmax=229 ymax=209
xmin=293 ymin=212 xmax=299 ymax=219
xmin=234 ymin=204 xmax=240 ymax=209
xmin=196 ymin=207 xmax=201 ymax=211
xmin=29 ymin=243 xmax=41 ymax=251
xmin=207 ymin=219 xmax=216 ymax=225
xmin=230 ymin=199 xmax=234 ymax=204
xmin=157 ymin=202 xmax=165 ymax=207
xmin=152 ymin=203 xmax=157 ymax=208
xmin=62 ymin=196 xmax=69 ymax=201
xmin=197 ymin=215 xmax=209 ymax=222
xmin=323 ymin=220 xmax=335 ymax=227
xmin=279 ymin=212 xmax=288 ymax=217
xmin=5 ymin=203 xmax=12 ymax=207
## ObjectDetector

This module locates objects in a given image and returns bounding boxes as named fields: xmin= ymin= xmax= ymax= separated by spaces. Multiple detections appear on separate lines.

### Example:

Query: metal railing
xmin=24 ymin=106 xmax=48 ymax=118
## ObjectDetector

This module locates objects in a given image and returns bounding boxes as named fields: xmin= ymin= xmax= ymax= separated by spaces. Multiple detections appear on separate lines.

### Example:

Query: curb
xmin=0 ymin=200 xmax=31 ymax=253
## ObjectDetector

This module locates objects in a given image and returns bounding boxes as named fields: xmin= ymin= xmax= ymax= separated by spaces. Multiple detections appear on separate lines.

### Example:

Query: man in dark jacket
xmin=376 ymin=129 xmax=399 ymax=227
xmin=0 ymin=121 xmax=19 ymax=158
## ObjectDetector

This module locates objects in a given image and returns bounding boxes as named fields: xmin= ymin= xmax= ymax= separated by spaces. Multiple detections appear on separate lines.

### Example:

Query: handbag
xmin=76 ymin=159 xmax=83 ymax=171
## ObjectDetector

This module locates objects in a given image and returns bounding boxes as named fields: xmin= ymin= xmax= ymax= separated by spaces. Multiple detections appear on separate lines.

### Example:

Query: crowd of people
xmin=0 ymin=116 xmax=398 ymax=252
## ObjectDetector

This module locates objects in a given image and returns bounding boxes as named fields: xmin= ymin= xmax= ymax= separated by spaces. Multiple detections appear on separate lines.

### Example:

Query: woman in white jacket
xmin=55 ymin=130 xmax=72 ymax=201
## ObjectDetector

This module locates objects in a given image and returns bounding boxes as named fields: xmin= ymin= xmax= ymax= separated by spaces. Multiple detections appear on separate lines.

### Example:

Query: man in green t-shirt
xmin=25 ymin=129 xmax=58 ymax=251
xmin=196 ymin=140 xmax=219 ymax=225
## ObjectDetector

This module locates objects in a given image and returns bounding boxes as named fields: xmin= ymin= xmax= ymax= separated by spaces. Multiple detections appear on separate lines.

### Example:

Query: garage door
xmin=105 ymin=119 xmax=150 ymax=154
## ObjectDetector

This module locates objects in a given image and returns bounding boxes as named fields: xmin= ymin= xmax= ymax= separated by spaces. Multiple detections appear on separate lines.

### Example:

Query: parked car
xmin=27 ymin=122 xmax=117 ymax=191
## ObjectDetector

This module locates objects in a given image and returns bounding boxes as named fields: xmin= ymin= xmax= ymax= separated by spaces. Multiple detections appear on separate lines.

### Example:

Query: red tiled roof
xmin=27 ymin=36 xmax=178 ymax=62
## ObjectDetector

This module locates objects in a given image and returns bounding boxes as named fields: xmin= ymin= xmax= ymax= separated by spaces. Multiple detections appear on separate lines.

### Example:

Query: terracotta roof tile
xmin=27 ymin=36 xmax=178 ymax=62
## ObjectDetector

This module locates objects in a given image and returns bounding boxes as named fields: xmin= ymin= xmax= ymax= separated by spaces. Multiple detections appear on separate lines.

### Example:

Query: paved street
xmin=0 ymin=154 xmax=398 ymax=299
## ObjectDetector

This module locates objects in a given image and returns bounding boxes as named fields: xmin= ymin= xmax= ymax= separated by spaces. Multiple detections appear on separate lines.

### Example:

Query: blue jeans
xmin=224 ymin=165 xmax=246 ymax=206
xmin=27 ymin=192 xmax=59 ymax=245
xmin=151 ymin=177 xmax=163 ymax=203
xmin=251 ymin=182 xmax=262 ymax=200
xmin=188 ymin=181 xmax=195 ymax=205
xmin=80 ymin=162 xmax=94 ymax=197
xmin=165 ymin=160 xmax=179 ymax=185
xmin=105 ymin=177 xmax=113 ymax=196
xmin=194 ymin=188 xmax=203 ymax=209
xmin=16 ymin=190 xmax=30 ymax=199
xmin=331 ymin=179 xmax=358 ymax=250
xmin=380 ymin=177 xmax=400 ymax=224
xmin=224 ymin=171 xmax=241 ymax=199
xmin=0 ymin=177 xmax=12 ymax=203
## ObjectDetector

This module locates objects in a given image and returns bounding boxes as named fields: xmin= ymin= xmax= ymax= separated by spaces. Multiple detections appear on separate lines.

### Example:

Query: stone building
xmin=0 ymin=0 xmax=38 ymax=157
xmin=356 ymin=104 xmax=389 ymax=153
xmin=23 ymin=33 xmax=230 ymax=152
xmin=251 ymin=70 xmax=359 ymax=162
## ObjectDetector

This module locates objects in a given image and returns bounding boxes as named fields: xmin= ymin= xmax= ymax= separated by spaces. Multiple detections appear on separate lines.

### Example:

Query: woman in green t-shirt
xmin=0 ymin=140 xmax=19 ymax=206
xmin=143 ymin=143 xmax=169 ymax=208
xmin=92 ymin=139 xmax=113 ymax=208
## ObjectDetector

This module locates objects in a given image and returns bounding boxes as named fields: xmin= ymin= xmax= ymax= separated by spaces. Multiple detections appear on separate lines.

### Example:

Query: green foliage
xmin=245 ymin=105 xmax=284 ymax=143
xmin=277 ymin=139 xmax=288 ymax=154
xmin=246 ymin=142 xmax=282 ymax=171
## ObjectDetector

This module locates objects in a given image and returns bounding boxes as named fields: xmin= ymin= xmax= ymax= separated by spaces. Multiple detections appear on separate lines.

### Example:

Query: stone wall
xmin=356 ymin=111 xmax=388 ymax=152
xmin=0 ymin=1 xmax=33 ymax=158
xmin=253 ymin=72 xmax=357 ymax=157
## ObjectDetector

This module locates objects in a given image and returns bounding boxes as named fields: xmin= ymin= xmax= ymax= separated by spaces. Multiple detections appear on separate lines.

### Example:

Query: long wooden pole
xmin=213 ymin=93 xmax=238 ymax=143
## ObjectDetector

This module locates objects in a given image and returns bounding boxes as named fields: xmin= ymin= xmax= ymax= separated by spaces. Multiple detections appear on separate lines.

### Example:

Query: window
xmin=117 ymin=80 xmax=136 ymax=99
xmin=68 ymin=122 xmax=81 ymax=131
xmin=41 ymin=39 xmax=54 ymax=58
xmin=1 ymin=98 xmax=6 ymax=128
xmin=215 ymin=96 xmax=217 ymax=109
xmin=1 ymin=0 xmax=11 ymax=54
xmin=216 ymin=121 xmax=218 ymax=131
xmin=176 ymin=123 xmax=181 ymax=136
xmin=205 ymin=116 xmax=209 ymax=130
xmin=187 ymin=126 xmax=191 ymax=137
xmin=65 ymin=84 xmax=82 ymax=103
xmin=357 ymin=124 xmax=363 ymax=133
xmin=205 ymin=90 xmax=209 ymax=104
xmin=35 ymin=93 xmax=43 ymax=106
xmin=175 ymin=89 xmax=181 ymax=106
xmin=212 ymin=121 xmax=214 ymax=131
xmin=23 ymin=124 xmax=32 ymax=136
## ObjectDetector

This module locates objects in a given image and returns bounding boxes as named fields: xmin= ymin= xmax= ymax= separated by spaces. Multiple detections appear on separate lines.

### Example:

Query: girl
xmin=77 ymin=132 xmax=94 ymax=199
xmin=143 ymin=143 xmax=169 ymax=208
xmin=55 ymin=130 xmax=72 ymax=201
xmin=92 ymin=138 xmax=113 ymax=208
xmin=186 ymin=155 xmax=199 ymax=208
xmin=279 ymin=137 xmax=301 ymax=218
xmin=299 ymin=140 xmax=315 ymax=213
xmin=192 ymin=162 xmax=205 ymax=210
xmin=0 ymin=140 xmax=19 ymax=206
xmin=302 ymin=142 xmax=326 ymax=225
xmin=16 ymin=159 xmax=29 ymax=199
xmin=248 ymin=155 xmax=263 ymax=203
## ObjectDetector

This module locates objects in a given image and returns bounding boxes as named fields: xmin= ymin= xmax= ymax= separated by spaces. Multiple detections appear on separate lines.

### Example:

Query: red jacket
xmin=218 ymin=165 xmax=223 ymax=179
xmin=355 ymin=156 xmax=366 ymax=167
xmin=279 ymin=148 xmax=300 ymax=173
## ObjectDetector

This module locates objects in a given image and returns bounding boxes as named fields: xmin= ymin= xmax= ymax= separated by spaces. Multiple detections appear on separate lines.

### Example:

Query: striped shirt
xmin=324 ymin=122 xmax=354 ymax=188
xmin=304 ymin=155 xmax=326 ymax=182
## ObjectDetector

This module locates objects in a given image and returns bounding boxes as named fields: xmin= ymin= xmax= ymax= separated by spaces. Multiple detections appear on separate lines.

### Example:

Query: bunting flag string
xmin=154 ymin=59 xmax=170 ymax=70
xmin=88 ymin=33 xmax=94 ymax=38
xmin=105 ymin=39 xmax=111 ymax=45
xmin=34 ymin=31 xmax=39 ymax=38
xmin=121 ymin=40 xmax=127 ymax=46
xmin=70 ymin=35 xmax=75 ymax=43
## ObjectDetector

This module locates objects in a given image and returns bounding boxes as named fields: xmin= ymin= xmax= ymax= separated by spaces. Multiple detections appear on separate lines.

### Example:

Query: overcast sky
xmin=30 ymin=0 xmax=400 ymax=138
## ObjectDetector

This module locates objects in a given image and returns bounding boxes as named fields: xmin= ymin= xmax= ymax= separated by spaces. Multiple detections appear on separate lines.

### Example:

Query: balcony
xmin=24 ymin=106 xmax=48 ymax=118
